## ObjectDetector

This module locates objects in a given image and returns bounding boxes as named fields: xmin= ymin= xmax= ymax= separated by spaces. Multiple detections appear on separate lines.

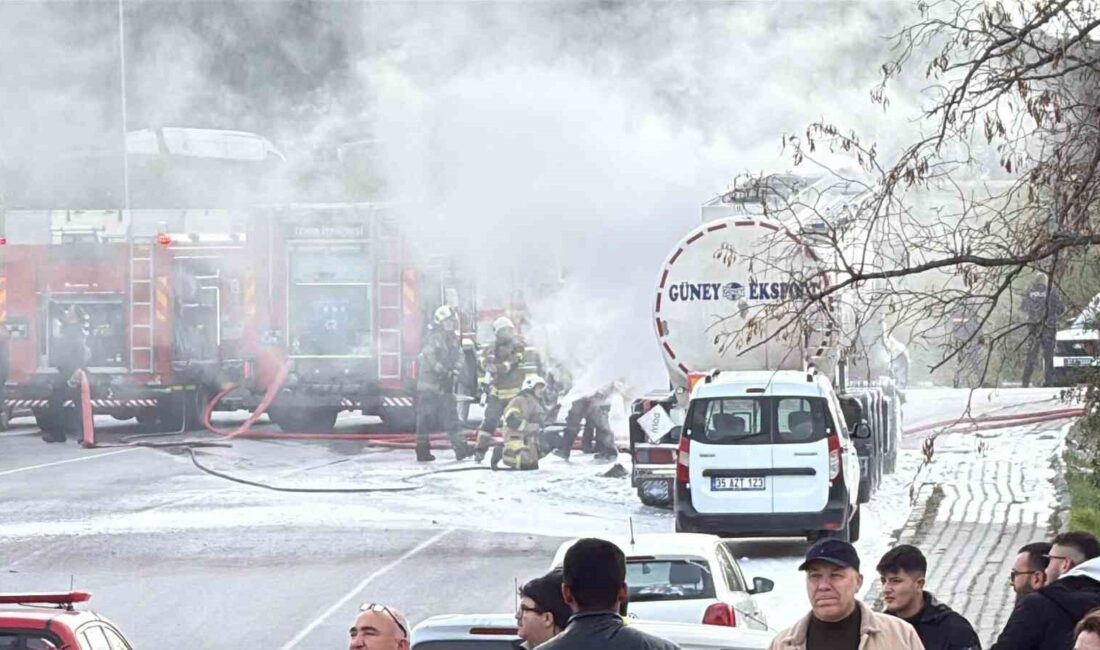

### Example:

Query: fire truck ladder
xmin=129 ymin=241 xmax=155 ymax=373
xmin=377 ymin=215 xmax=402 ymax=382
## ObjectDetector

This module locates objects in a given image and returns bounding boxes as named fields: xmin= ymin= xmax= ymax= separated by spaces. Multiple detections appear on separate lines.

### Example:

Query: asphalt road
xmin=0 ymin=417 xmax=566 ymax=649
xmin=0 ymin=387 xmax=1070 ymax=647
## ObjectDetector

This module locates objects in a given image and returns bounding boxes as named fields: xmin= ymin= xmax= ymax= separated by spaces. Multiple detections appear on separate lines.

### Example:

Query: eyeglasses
xmin=516 ymin=604 xmax=544 ymax=619
xmin=1009 ymin=569 xmax=1042 ymax=579
xmin=359 ymin=602 xmax=408 ymax=638
xmin=1044 ymin=554 xmax=1070 ymax=562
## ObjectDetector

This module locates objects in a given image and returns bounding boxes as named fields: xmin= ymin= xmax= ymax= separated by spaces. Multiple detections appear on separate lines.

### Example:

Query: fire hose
xmin=902 ymin=405 xmax=1084 ymax=506
xmin=74 ymin=366 xmax=491 ymax=493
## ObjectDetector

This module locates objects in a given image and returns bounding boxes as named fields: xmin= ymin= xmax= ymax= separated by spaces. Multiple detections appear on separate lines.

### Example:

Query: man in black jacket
xmin=991 ymin=555 xmax=1100 ymax=650
xmin=539 ymin=538 xmax=680 ymax=650
xmin=877 ymin=545 xmax=981 ymax=650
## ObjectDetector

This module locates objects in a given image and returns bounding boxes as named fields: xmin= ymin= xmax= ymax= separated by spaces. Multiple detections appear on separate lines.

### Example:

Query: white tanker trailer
xmin=629 ymin=210 xmax=903 ymax=542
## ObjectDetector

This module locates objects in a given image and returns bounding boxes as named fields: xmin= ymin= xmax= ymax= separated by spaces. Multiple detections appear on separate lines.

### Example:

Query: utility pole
xmin=118 ymin=0 xmax=131 ymax=211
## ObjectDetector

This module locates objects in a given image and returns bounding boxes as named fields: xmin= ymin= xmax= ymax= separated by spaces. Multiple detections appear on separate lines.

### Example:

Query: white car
xmin=673 ymin=370 xmax=864 ymax=542
xmin=549 ymin=533 xmax=771 ymax=630
xmin=410 ymin=614 xmax=774 ymax=650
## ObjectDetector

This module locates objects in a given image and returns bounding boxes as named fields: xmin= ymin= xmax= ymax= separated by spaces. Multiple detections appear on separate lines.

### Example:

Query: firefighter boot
xmin=473 ymin=431 xmax=493 ymax=463
xmin=415 ymin=439 xmax=436 ymax=462
xmin=490 ymin=445 xmax=503 ymax=471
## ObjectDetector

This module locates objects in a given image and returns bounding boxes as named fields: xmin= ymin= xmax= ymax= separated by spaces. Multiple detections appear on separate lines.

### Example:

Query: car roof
xmin=0 ymin=607 xmax=103 ymax=629
xmin=1057 ymin=328 xmax=1100 ymax=341
xmin=411 ymin=614 xmax=774 ymax=650
xmin=550 ymin=533 xmax=722 ymax=568
xmin=692 ymin=370 xmax=829 ymax=400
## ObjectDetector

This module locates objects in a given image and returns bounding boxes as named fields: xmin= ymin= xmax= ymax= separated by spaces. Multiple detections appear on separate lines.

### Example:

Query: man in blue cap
xmin=768 ymin=538 xmax=925 ymax=650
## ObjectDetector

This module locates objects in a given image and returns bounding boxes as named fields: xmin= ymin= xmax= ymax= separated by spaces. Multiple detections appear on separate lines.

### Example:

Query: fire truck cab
xmin=1 ymin=209 xmax=252 ymax=433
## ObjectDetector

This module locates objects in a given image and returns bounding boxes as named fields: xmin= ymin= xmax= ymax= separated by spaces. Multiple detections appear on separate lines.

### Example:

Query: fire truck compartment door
xmin=287 ymin=243 xmax=373 ymax=358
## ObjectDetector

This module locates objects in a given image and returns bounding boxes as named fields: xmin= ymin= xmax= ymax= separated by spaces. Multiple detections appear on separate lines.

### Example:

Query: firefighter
xmin=553 ymin=383 xmax=618 ymax=462
xmin=1021 ymin=274 xmax=1065 ymax=387
xmin=43 ymin=305 xmax=89 ymax=443
xmin=415 ymin=305 xmax=473 ymax=462
xmin=490 ymin=375 xmax=548 ymax=471
xmin=474 ymin=317 xmax=526 ymax=463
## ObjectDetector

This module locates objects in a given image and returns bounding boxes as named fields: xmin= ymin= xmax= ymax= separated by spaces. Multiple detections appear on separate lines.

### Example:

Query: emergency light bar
xmin=0 ymin=591 xmax=92 ymax=607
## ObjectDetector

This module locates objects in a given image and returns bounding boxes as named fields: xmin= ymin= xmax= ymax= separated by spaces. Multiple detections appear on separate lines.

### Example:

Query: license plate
xmin=1069 ymin=358 xmax=1095 ymax=367
xmin=710 ymin=476 xmax=765 ymax=491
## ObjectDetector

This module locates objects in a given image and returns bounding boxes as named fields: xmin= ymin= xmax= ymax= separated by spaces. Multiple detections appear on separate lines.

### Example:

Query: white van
xmin=673 ymin=370 xmax=863 ymax=541
xmin=1051 ymin=327 xmax=1100 ymax=385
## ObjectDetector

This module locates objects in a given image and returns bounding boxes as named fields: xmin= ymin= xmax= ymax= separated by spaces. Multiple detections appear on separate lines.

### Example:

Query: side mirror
xmin=853 ymin=421 xmax=872 ymax=439
xmin=750 ymin=576 xmax=774 ymax=595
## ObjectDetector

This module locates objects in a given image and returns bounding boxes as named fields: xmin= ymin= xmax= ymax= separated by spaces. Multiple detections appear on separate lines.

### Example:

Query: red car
xmin=0 ymin=592 xmax=133 ymax=649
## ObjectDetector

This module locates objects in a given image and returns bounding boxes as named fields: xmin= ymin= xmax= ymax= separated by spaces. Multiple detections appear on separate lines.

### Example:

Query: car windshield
xmin=626 ymin=558 xmax=717 ymax=601
xmin=1055 ymin=339 xmax=1097 ymax=356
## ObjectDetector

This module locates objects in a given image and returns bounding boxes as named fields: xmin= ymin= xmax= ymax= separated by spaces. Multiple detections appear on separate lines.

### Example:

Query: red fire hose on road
xmin=903 ymin=407 xmax=1084 ymax=437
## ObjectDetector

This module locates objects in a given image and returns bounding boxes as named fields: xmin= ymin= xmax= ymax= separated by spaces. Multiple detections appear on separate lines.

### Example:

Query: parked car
xmin=549 ymin=533 xmax=772 ymax=630
xmin=410 ymin=614 xmax=774 ymax=650
xmin=0 ymin=591 xmax=134 ymax=649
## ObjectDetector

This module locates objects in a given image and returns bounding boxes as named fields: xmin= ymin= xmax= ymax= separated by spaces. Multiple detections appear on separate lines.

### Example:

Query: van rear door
xmin=770 ymin=397 xmax=830 ymax=514
xmin=686 ymin=397 xmax=772 ymax=515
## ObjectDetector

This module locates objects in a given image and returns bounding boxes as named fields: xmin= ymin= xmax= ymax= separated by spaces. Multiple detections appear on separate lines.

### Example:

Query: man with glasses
xmin=349 ymin=603 xmax=410 ymax=650
xmin=991 ymin=532 xmax=1100 ymax=650
xmin=1009 ymin=542 xmax=1051 ymax=603
xmin=516 ymin=570 xmax=571 ymax=649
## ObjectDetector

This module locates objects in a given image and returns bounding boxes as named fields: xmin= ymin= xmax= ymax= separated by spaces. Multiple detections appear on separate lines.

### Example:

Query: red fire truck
xmin=0 ymin=209 xmax=254 ymax=434
xmin=246 ymin=203 xmax=478 ymax=432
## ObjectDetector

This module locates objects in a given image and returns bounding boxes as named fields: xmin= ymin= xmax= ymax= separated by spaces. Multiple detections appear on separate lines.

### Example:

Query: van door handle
xmin=793 ymin=452 xmax=818 ymax=457
xmin=699 ymin=453 xmax=716 ymax=458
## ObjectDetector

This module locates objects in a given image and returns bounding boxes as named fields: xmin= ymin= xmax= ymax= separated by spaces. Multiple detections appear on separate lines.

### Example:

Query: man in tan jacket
xmin=770 ymin=538 xmax=925 ymax=650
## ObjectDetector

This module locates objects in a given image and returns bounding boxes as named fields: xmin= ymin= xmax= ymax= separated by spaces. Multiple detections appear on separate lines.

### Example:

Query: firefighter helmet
xmin=492 ymin=317 xmax=515 ymax=335
xmin=433 ymin=305 xmax=458 ymax=326
xmin=522 ymin=375 xmax=547 ymax=392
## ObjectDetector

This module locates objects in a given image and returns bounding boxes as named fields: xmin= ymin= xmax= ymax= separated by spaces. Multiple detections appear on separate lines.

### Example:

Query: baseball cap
xmin=798 ymin=538 xmax=860 ymax=571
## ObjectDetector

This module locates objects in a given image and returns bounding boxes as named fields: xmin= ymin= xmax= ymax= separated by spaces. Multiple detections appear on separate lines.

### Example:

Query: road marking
xmin=0 ymin=429 xmax=38 ymax=438
xmin=279 ymin=527 xmax=455 ymax=649
xmin=0 ymin=448 xmax=141 ymax=477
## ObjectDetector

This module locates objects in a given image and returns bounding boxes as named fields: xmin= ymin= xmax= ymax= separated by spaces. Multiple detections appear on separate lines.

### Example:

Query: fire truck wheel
xmin=268 ymin=406 xmax=338 ymax=433
xmin=378 ymin=410 xmax=416 ymax=432
xmin=157 ymin=389 xmax=208 ymax=432
xmin=33 ymin=410 xmax=57 ymax=435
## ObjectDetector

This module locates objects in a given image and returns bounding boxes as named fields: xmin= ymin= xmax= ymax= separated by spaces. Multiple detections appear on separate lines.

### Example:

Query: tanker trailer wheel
xmin=268 ymin=405 xmax=338 ymax=433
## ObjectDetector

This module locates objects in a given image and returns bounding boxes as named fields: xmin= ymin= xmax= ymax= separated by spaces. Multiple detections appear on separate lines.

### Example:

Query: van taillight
xmin=676 ymin=436 xmax=690 ymax=484
xmin=702 ymin=602 xmax=736 ymax=626
xmin=828 ymin=434 xmax=841 ymax=482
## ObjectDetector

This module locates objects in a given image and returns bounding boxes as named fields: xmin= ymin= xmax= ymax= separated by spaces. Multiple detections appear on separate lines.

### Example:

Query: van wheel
xmin=848 ymin=507 xmax=861 ymax=542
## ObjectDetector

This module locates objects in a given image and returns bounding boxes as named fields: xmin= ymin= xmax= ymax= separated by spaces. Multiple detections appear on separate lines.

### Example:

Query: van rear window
xmin=685 ymin=396 xmax=833 ymax=445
